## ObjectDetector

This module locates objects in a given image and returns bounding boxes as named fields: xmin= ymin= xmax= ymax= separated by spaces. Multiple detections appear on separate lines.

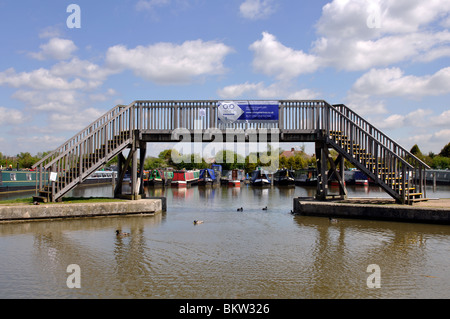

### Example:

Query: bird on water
xmin=262 ymin=206 xmax=268 ymax=210
xmin=116 ymin=230 xmax=130 ymax=236
xmin=193 ymin=220 xmax=204 ymax=225
xmin=329 ymin=217 xmax=338 ymax=223
xmin=237 ymin=207 xmax=243 ymax=212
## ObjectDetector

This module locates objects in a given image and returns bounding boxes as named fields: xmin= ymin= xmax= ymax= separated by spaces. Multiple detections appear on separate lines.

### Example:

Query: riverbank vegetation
xmin=2 ymin=141 xmax=449 ymax=171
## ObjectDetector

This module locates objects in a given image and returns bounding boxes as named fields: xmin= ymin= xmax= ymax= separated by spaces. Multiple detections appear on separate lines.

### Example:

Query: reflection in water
xmin=1 ymin=184 xmax=450 ymax=298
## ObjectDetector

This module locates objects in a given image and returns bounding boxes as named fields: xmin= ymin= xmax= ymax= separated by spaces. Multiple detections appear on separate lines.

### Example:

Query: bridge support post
xmin=315 ymin=141 xmax=328 ymax=201
xmin=315 ymin=141 xmax=348 ymax=201
xmin=139 ymin=141 xmax=146 ymax=196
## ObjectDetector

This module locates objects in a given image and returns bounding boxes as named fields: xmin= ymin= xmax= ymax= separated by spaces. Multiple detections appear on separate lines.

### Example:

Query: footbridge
xmin=32 ymin=100 xmax=429 ymax=204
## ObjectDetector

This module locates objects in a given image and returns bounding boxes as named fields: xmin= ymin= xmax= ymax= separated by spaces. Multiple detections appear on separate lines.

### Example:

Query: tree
xmin=214 ymin=150 xmax=244 ymax=170
xmin=17 ymin=152 xmax=38 ymax=169
xmin=144 ymin=157 xmax=166 ymax=170
xmin=431 ymin=156 xmax=450 ymax=169
xmin=410 ymin=144 xmax=422 ymax=156
xmin=439 ymin=142 xmax=450 ymax=158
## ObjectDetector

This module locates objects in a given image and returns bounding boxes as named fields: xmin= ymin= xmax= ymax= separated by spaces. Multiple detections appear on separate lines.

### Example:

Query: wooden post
xmin=131 ymin=143 xmax=138 ymax=199
xmin=315 ymin=141 xmax=328 ymax=201
xmin=139 ymin=141 xmax=146 ymax=196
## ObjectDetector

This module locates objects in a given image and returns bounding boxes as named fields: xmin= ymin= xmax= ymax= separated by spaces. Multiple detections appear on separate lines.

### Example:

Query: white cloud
xmin=15 ymin=135 xmax=67 ymax=154
xmin=51 ymin=57 xmax=117 ymax=82
xmin=351 ymin=67 xmax=450 ymax=98
xmin=11 ymin=90 xmax=80 ymax=112
xmin=105 ymin=40 xmax=233 ymax=84
xmin=430 ymin=110 xmax=450 ymax=127
xmin=240 ymin=0 xmax=275 ymax=20
xmin=344 ymin=92 xmax=388 ymax=116
xmin=312 ymin=0 xmax=450 ymax=71
xmin=0 ymin=106 xmax=27 ymax=125
xmin=49 ymin=107 xmax=105 ymax=131
xmin=376 ymin=109 xmax=433 ymax=129
xmin=89 ymin=88 xmax=118 ymax=102
xmin=136 ymin=0 xmax=170 ymax=11
xmin=317 ymin=0 xmax=450 ymax=38
xmin=314 ymin=31 xmax=450 ymax=71
xmin=30 ymin=38 xmax=77 ymax=61
xmin=398 ymin=128 xmax=450 ymax=153
xmin=250 ymin=32 xmax=320 ymax=80
xmin=0 ymin=67 xmax=91 ymax=91
xmin=217 ymin=81 xmax=319 ymax=100
xmin=38 ymin=26 xmax=62 ymax=39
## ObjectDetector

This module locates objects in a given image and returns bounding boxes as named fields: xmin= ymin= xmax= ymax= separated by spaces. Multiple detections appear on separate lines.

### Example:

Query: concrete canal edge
xmin=0 ymin=198 xmax=166 ymax=223
xmin=293 ymin=197 xmax=450 ymax=225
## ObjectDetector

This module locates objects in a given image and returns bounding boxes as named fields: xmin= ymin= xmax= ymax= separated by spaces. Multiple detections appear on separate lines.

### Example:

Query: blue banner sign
xmin=218 ymin=101 xmax=279 ymax=123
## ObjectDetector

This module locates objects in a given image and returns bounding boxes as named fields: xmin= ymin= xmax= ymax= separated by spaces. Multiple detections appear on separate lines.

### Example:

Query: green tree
xmin=439 ymin=142 xmax=450 ymax=158
xmin=144 ymin=157 xmax=166 ymax=170
xmin=215 ymin=150 xmax=244 ymax=170
xmin=17 ymin=152 xmax=38 ymax=169
xmin=431 ymin=156 xmax=450 ymax=169
xmin=410 ymin=144 xmax=422 ymax=156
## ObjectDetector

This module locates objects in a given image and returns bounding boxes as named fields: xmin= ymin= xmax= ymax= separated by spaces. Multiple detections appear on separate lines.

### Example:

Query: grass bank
xmin=0 ymin=197 xmax=124 ymax=206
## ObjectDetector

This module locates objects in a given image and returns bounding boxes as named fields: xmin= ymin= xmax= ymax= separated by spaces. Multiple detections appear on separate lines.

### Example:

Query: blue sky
xmin=0 ymin=0 xmax=449 ymax=158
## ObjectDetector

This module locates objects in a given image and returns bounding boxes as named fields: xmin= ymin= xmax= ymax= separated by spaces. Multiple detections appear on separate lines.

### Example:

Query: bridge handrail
xmin=32 ymin=102 xmax=134 ymax=169
xmin=332 ymin=104 xmax=430 ymax=169
xmin=326 ymin=104 xmax=415 ymax=170
xmin=41 ymin=103 xmax=135 ymax=170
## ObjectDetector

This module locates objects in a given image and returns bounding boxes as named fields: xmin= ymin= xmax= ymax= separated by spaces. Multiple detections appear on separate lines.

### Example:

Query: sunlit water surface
xmin=0 ymin=184 xmax=449 ymax=298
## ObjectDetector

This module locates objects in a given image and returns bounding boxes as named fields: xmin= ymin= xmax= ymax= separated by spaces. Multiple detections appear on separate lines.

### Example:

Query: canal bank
xmin=293 ymin=198 xmax=450 ymax=225
xmin=0 ymin=198 xmax=166 ymax=223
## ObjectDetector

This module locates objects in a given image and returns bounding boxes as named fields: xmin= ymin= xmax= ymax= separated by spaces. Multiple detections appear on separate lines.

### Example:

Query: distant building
xmin=280 ymin=148 xmax=303 ymax=158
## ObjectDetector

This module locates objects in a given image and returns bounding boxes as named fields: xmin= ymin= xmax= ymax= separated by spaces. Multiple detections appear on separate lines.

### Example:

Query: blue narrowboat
xmin=0 ymin=170 xmax=47 ymax=193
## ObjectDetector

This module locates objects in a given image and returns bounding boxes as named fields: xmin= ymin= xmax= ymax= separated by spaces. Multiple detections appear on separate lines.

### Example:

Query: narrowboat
xmin=143 ymin=170 xmax=152 ymax=185
xmin=0 ymin=170 xmax=47 ymax=192
xmin=294 ymin=168 xmax=317 ymax=186
xmin=274 ymin=168 xmax=295 ymax=186
xmin=251 ymin=169 xmax=271 ymax=187
xmin=353 ymin=170 xmax=369 ymax=186
xmin=147 ymin=169 xmax=174 ymax=187
xmin=171 ymin=170 xmax=199 ymax=187
xmin=228 ymin=169 xmax=244 ymax=187
xmin=221 ymin=169 xmax=245 ymax=187
xmin=83 ymin=170 xmax=117 ymax=184
xmin=198 ymin=168 xmax=217 ymax=186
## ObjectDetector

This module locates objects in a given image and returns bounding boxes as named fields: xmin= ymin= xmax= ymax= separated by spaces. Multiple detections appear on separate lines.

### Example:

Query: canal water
xmin=0 ymin=184 xmax=449 ymax=299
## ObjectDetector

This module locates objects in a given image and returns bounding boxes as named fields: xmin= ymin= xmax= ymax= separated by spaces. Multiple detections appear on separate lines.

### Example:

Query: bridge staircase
xmin=319 ymin=104 xmax=429 ymax=204
xmin=32 ymin=102 xmax=140 ymax=202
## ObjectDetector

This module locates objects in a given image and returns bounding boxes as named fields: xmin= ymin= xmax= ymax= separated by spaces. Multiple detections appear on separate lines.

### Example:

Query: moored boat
xmin=171 ymin=170 xmax=199 ymax=187
xmin=274 ymin=168 xmax=295 ymax=186
xmin=198 ymin=168 xmax=217 ymax=186
xmin=353 ymin=170 xmax=369 ymax=185
xmin=147 ymin=169 xmax=174 ymax=187
xmin=0 ymin=169 xmax=46 ymax=192
xmin=84 ymin=170 xmax=117 ymax=185
xmin=251 ymin=169 xmax=271 ymax=187
xmin=228 ymin=169 xmax=244 ymax=187
xmin=294 ymin=168 xmax=317 ymax=186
